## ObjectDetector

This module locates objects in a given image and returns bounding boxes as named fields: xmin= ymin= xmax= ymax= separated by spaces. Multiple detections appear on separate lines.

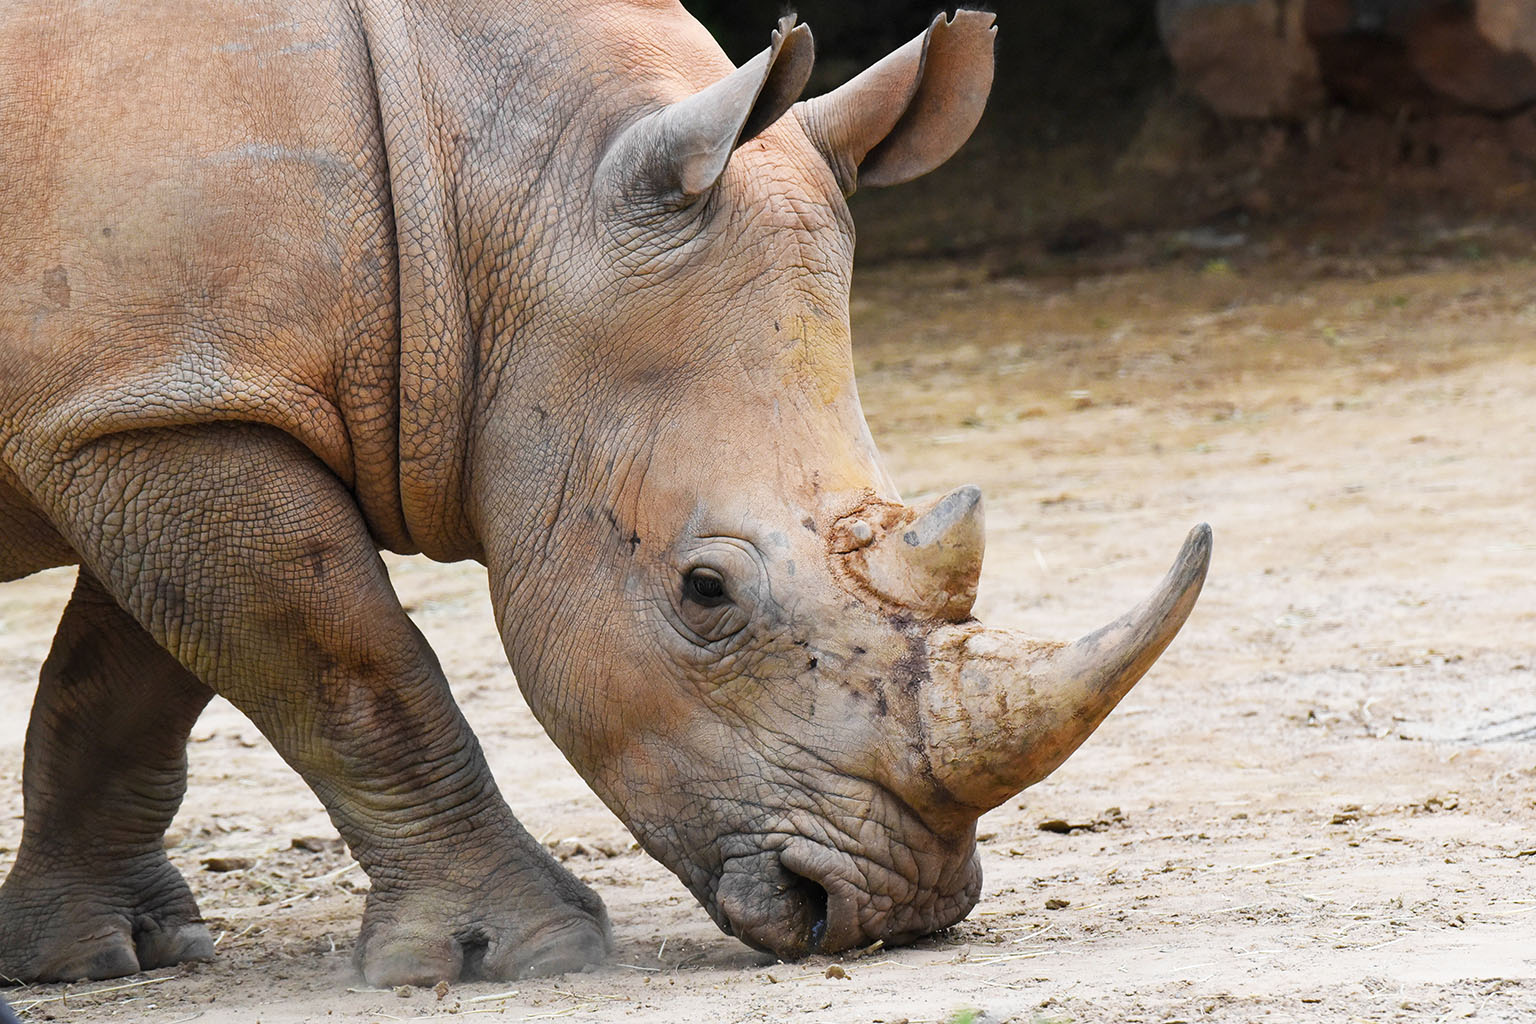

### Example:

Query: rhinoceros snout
xmin=714 ymin=847 xmax=833 ymax=958
xmin=711 ymin=837 xmax=976 ymax=960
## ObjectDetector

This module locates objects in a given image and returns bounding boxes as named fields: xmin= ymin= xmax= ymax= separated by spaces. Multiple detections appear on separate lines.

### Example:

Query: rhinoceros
xmin=0 ymin=0 xmax=1210 ymax=987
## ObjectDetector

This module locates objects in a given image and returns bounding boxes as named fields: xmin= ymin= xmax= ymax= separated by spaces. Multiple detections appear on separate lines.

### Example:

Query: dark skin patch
xmin=883 ymin=625 xmax=958 ymax=804
xmin=42 ymin=265 xmax=70 ymax=308
xmin=152 ymin=576 xmax=189 ymax=626
xmin=46 ymin=624 xmax=106 ymax=692
xmin=890 ymin=629 xmax=930 ymax=699
xmin=302 ymin=540 xmax=330 ymax=583
xmin=316 ymin=664 xmax=425 ymax=759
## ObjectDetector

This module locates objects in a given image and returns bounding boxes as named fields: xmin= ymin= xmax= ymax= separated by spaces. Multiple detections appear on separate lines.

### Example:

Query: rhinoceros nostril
xmin=781 ymin=867 xmax=830 ymax=952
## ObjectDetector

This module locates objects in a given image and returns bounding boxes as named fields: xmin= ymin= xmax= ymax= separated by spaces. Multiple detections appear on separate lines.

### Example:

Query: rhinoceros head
xmin=473 ymin=10 xmax=1210 ymax=958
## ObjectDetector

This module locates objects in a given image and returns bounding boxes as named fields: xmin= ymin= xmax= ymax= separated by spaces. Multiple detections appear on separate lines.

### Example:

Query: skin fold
xmin=0 ymin=0 xmax=1208 ymax=986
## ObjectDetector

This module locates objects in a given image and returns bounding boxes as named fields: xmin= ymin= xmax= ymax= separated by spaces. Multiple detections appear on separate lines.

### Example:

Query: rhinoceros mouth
xmin=712 ymin=839 xmax=876 ymax=958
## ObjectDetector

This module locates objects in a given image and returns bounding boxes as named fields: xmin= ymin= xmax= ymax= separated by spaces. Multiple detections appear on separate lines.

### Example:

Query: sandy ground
xmin=2 ymin=256 xmax=1535 ymax=1023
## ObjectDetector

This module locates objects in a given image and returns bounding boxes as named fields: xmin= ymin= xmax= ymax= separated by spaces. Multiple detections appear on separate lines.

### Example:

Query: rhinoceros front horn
xmin=921 ymin=524 xmax=1213 ymax=815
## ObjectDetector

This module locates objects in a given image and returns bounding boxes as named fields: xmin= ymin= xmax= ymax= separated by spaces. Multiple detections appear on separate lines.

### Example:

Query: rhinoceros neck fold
xmin=353 ymin=0 xmax=483 ymax=562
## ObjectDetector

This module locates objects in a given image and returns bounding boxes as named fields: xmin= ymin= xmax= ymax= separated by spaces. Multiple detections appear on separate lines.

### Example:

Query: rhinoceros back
xmin=0 ymin=0 xmax=409 ymax=548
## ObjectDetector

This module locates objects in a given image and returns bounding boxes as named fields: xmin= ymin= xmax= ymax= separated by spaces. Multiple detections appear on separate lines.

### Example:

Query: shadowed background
xmin=692 ymin=1 xmax=1536 ymax=272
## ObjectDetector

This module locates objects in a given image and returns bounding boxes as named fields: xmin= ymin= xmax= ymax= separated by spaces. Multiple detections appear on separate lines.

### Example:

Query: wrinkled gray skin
xmin=0 ymin=0 xmax=1209 ymax=987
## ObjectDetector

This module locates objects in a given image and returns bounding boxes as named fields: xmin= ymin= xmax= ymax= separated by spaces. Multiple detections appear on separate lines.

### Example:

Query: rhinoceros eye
xmin=684 ymin=568 xmax=728 ymax=607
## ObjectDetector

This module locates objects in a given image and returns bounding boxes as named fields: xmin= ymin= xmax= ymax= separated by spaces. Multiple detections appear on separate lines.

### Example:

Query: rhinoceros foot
xmin=0 ymin=853 xmax=214 ymax=984
xmin=354 ymin=867 xmax=611 ymax=986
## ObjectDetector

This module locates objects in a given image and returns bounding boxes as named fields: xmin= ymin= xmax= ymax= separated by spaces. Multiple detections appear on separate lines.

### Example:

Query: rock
xmin=1159 ymin=0 xmax=1327 ymax=118
xmin=201 ymin=856 xmax=255 ymax=872
xmin=1164 ymin=1 xmax=1536 ymax=116
xmin=1306 ymin=0 xmax=1445 ymax=112
xmin=1406 ymin=0 xmax=1536 ymax=112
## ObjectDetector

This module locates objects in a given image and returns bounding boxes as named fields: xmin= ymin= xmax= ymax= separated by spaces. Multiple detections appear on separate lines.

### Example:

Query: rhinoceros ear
xmin=795 ymin=10 xmax=995 ymax=196
xmin=739 ymin=17 xmax=816 ymax=147
xmin=605 ymin=15 xmax=814 ymax=202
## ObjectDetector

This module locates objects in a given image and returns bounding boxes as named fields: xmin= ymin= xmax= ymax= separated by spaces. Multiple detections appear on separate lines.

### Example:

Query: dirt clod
xmin=1036 ymin=808 xmax=1128 ymax=834
xmin=290 ymin=835 xmax=340 ymax=853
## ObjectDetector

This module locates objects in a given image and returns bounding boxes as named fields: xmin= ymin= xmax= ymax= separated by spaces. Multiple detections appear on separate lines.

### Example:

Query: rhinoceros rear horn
xmin=839 ymin=486 xmax=985 ymax=623
xmin=605 ymin=15 xmax=814 ymax=200
xmin=795 ymin=10 xmax=996 ymax=195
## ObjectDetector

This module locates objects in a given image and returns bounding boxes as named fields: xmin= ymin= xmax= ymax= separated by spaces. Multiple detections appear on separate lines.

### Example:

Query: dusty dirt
xmin=3 ymin=254 xmax=1535 ymax=1022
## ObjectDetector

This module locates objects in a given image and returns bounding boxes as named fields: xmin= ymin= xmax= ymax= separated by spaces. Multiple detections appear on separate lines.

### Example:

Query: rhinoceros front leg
xmin=0 ymin=570 xmax=215 ymax=983
xmin=32 ymin=424 xmax=609 ymax=986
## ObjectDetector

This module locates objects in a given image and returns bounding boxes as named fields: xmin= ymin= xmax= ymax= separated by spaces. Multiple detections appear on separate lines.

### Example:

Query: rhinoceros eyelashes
xmin=685 ymin=567 xmax=729 ymax=607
